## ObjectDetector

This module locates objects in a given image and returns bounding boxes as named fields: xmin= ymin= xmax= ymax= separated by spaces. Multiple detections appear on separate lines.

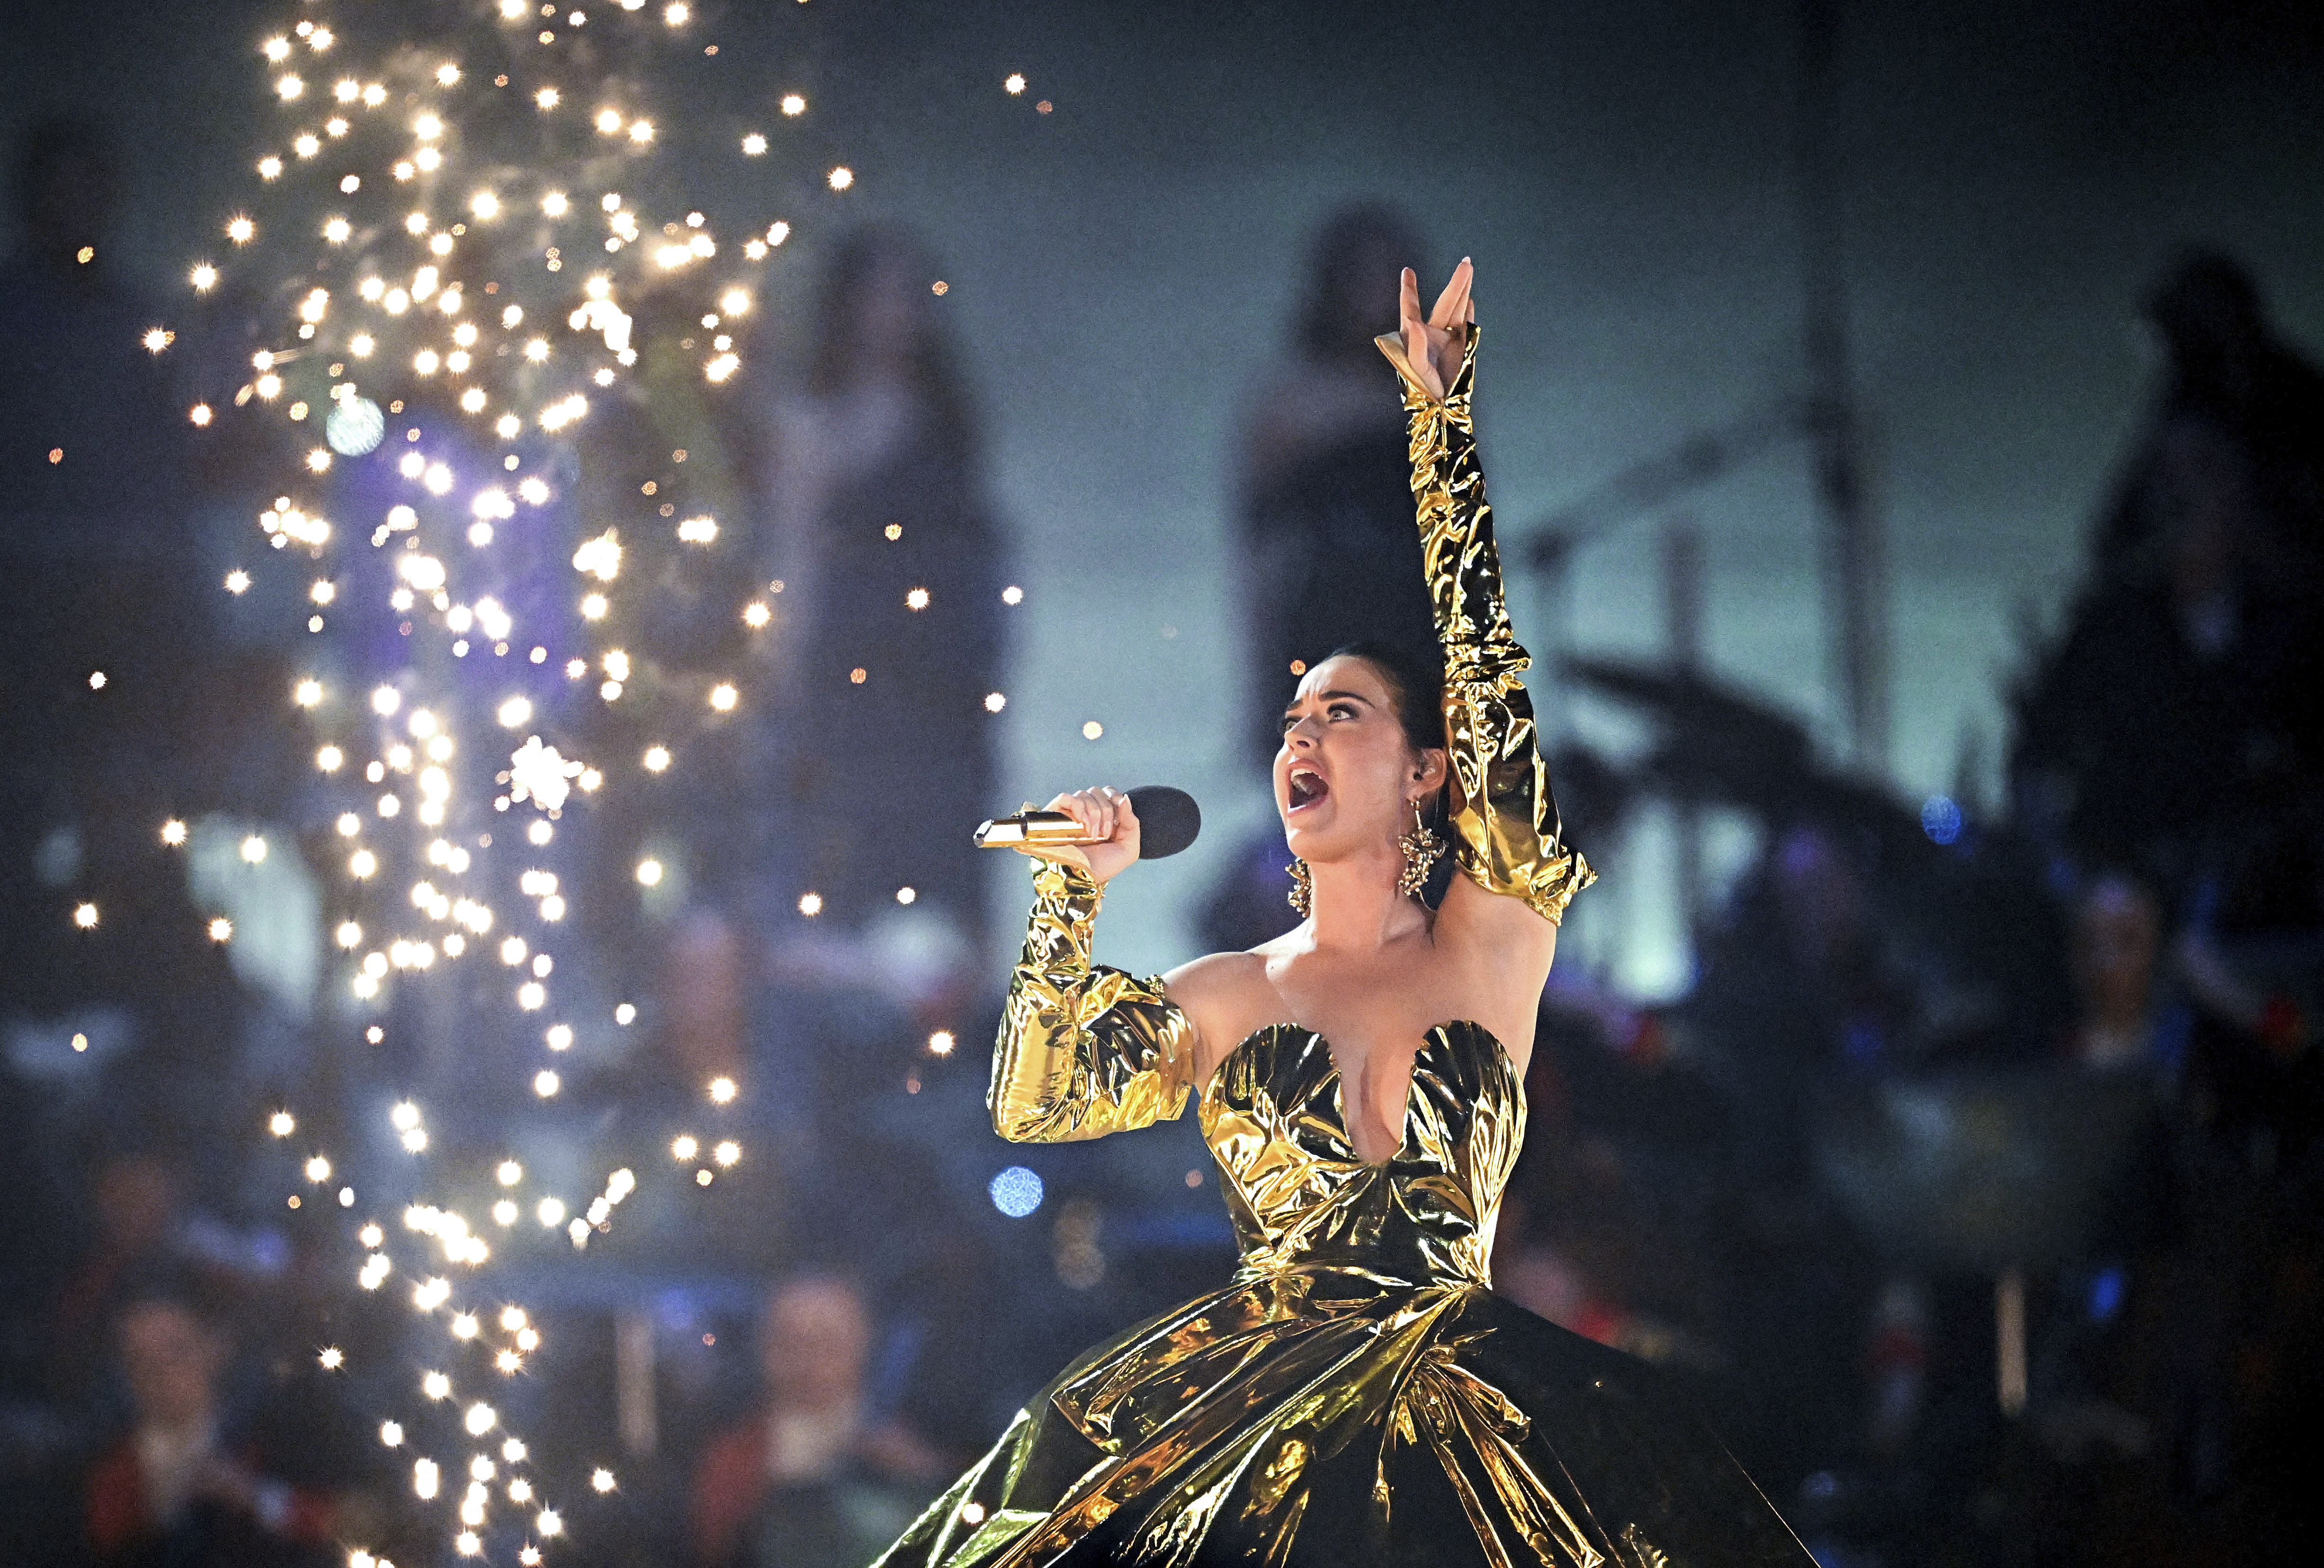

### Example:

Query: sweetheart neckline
xmin=1201 ymin=1019 xmax=1520 ymax=1169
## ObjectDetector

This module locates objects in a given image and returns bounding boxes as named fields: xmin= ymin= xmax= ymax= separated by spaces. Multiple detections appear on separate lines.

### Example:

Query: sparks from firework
xmin=178 ymin=1 xmax=864 ymax=1555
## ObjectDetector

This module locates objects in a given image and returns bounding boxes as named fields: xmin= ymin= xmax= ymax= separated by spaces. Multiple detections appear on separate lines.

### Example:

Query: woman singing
xmin=875 ymin=263 xmax=1811 ymax=1567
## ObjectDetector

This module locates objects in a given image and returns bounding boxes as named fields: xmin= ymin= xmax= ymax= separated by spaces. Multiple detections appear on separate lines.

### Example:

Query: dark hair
xmin=1323 ymin=639 xmax=1445 ymax=758
xmin=1318 ymin=641 xmax=1456 ymax=905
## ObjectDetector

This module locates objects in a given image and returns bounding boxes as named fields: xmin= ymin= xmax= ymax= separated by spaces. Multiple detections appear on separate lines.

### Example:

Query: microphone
xmin=974 ymin=786 xmax=1202 ymax=860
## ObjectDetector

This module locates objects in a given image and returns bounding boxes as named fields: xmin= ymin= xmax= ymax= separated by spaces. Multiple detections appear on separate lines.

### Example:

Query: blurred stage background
xmin=0 ymin=2 xmax=2317 ymax=1566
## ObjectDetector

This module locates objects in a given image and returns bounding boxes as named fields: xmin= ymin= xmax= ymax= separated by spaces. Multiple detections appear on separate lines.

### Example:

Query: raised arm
xmin=1379 ymin=266 xmax=1593 ymax=926
xmin=990 ymin=859 xmax=1198 ymax=1142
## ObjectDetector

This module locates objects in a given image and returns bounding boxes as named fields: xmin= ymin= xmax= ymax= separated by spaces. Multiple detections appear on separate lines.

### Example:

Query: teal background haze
xmin=6 ymin=0 xmax=2319 ymax=990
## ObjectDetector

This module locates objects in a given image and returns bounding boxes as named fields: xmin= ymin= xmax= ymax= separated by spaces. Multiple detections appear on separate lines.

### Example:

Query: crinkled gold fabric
xmin=989 ymin=861 xmax=1197 ymax=1144
xmin=883 ymin=1019 xmax=1812 ymax=1567
xmin=1383 ymin=326 xmax=1594 ymax=925
xmin=881 ymin=334 xmax=1803 ymax=1566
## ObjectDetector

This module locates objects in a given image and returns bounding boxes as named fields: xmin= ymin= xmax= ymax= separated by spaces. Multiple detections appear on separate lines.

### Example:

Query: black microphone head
xmin=1127 ymin=786 xmax=1201 ymax=859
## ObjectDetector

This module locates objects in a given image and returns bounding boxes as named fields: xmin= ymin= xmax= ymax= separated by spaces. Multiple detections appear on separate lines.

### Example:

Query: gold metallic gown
xmin=874 ymin=334 xmax=1810 ymax=1567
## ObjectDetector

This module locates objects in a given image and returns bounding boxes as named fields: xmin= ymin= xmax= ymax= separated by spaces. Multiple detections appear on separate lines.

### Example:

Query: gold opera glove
xmin=1377 ymin=326 xmax=1595 ymax=924
xmin=989 ymin=860 xmax=1198 ymax=1143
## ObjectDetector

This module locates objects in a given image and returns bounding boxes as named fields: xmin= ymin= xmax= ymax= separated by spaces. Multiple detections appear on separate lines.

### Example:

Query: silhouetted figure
xmin=2094 ymin=252 xmax=2324 ymax=592
xmin=690 ymin=1275 xmax=947 ymax=1568
xmin=2009 ymin=259 xmax=2324 ymax=1555
xmin=1235 ymin=206 xmax=1438 ymax=765
xmin=2015 ymin=255 xmax=2324 ymax=893
xmin=1199 ymin=209 xmax=1440 ymax=953
xmin=755 ymin=227 xmax=1004 ymax=953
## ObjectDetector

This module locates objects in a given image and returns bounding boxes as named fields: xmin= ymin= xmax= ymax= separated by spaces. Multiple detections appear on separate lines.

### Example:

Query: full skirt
xmin=872 ymin=1265 xmax=1812 ymax=1568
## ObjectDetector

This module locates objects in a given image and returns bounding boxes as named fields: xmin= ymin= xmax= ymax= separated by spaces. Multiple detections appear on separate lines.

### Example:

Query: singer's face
xmin=1275 ymin=656 xmax=1429 ymax=861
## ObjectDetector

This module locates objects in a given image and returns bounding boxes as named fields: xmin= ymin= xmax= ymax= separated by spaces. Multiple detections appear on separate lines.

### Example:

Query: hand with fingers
xmin=1016 ymin=786 xmax=1143 ymax=885
xmin=1396 ymin=257 xmax=1476 ymax=402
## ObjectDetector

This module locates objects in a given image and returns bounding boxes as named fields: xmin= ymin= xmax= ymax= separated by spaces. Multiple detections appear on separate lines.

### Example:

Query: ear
xmin=1408 ymin=747 xmax=1449 ymax=798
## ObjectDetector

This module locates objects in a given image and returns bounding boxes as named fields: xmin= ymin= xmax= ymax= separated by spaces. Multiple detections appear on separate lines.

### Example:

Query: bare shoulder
xmin=1162 ymin=948 xmax=1271 ymax=1011
xmin=1161 ymin=949 xmax=1279 ymax=1081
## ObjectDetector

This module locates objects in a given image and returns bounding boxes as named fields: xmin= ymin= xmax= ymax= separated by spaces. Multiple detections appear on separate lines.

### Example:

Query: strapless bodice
xmin=1200 ymin=1020 xmax=1522 ymax=1288
xmin=884 ymin=1013 xmax=1811 ymax=1567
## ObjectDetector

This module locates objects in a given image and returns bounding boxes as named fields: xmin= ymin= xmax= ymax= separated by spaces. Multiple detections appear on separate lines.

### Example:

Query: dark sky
xmin=6 ymin=0 xmax=2318 ymax=980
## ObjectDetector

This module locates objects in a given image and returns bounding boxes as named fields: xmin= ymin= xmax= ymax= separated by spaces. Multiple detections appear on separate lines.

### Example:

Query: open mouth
xmin=1286 ymin=766 xmax=1328 ymax=811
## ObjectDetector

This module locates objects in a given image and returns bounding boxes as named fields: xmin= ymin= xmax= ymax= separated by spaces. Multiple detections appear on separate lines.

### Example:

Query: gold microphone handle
xmin=973 ymin=810 xmax=1101 ymax=849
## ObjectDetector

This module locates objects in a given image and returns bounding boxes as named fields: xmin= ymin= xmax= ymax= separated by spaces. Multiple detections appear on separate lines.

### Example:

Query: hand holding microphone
xmin=975 ymin=785 xmax=1201 ymax=886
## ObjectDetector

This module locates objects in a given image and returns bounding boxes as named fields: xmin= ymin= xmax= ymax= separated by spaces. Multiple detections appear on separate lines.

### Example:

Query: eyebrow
xmin=1283 ymin=689 xmax=1377 ymax=717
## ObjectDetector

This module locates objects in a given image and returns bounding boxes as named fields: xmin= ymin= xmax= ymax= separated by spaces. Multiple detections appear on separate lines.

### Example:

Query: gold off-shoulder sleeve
xmin=989 ymin=860 xmax=1198 ymax=1142
xmin=1378 ymin=327 xmax=1595 ymax=924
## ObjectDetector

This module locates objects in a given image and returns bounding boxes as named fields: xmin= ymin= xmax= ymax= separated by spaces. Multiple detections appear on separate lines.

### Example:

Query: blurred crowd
xmin=1 ymin=109 xmax=2317 ymax=1568
xmin=1481 ymin=252 xmax=2323 ymax=1564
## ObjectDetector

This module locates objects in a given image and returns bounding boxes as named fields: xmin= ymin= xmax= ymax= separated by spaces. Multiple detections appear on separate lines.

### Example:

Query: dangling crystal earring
xmin=1287 ymin=859 xmax=1313 ymax=918
xmin=1396 ymin=802 xmax=1446 ymax=899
